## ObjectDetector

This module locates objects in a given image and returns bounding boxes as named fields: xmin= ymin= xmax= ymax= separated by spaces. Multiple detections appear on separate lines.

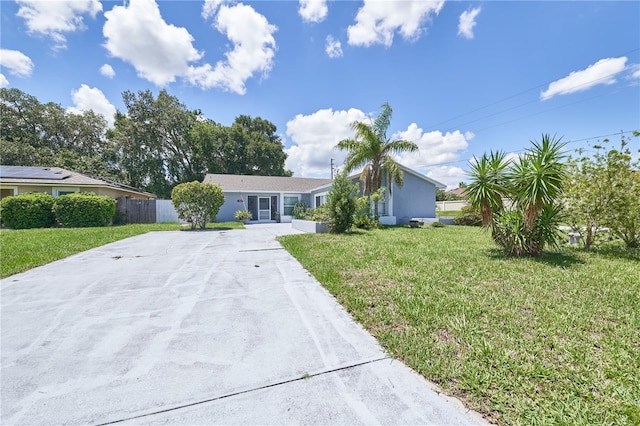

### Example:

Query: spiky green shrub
xmin=53 ymin=193 xmax=116 ymax=227
xmin=0 ymin=193 xmax=55 ymax=229
xmin=466 ymin=134 xmax=567 ymax=256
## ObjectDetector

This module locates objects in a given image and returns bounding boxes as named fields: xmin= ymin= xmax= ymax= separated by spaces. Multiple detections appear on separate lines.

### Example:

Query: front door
xmin=258 ymin=197 xmax=271 ymax=221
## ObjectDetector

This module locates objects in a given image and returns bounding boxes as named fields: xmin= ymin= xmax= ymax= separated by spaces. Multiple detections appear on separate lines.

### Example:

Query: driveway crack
xmin=94 ymin=356 xmax=392 ymax=426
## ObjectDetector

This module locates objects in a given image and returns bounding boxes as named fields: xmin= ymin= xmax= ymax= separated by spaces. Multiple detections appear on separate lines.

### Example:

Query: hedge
xmin=52 ymin=193 xmax=116 ymax=228
xmin=0 ymin=193 xmax=55 ymax=229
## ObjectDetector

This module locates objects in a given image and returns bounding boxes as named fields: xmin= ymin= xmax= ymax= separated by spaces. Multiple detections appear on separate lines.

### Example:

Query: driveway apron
xmin=1 ymin=224 xmax=487 ymax=425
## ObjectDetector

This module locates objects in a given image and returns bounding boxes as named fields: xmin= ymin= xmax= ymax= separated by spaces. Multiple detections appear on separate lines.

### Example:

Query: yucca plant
xmin=466 ymin=134 xmax=567 ymax=256
xmin=466 ymin=150 xmax=510 ymax=227
xmin=509 ymin=134 xmax=567 ymax=233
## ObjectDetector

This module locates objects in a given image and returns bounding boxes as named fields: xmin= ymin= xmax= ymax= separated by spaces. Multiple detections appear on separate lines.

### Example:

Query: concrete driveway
xmin=1 ymin=224 xmax=487 ymax=425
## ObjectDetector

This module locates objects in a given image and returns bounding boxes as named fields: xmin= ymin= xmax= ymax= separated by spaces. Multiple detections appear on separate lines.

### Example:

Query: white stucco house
xmin=204 ymin=164 xmax=445 ymax=225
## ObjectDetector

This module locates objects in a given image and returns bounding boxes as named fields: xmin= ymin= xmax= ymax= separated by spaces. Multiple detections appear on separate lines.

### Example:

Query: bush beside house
xmin=171 ymin=181 xmax=224 ymax=230
xmin=0 ymin=192 xmax=116 ymax=228
xmin=0 ymin=193 xmax=55 ymax=229
xmin=327 ymin=173 xmax=358 ymax=233
xmin=53 ymin=193 xmax=116 ymax=227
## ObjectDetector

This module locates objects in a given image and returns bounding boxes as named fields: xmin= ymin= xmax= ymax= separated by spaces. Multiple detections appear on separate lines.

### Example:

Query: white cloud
xmin=202 ymin=0 xmax=234 ymax=19
xmin=16 ymin=0 xmax=102 ymax=49
xmin=103 ymin=0 xmax=203 ymax=86
xmin=67 ymin=84 xmax=117 ymax=128
xmin=286 ymin=109 xmax=473 ymax=180
xmin=325 ymin=35 xmax=343 ymax=58
xmin=347 ymin=0 xmax=444 ymax=47
xmin=541 ymin=56 xmax=628 ymax=100
xmin=299 ymin=0 xmax=328 ymax=23
xmin=0 ymin=49 xmax=34 ymax=77
xmin=630 ymin=64 xmax=640 ymax=80
xmin=99 ymin=64 xmax=115 ymax=78
xmin=426 ymin=166 xmax=466 ymax=190
xmin=0 ymin=74 xmax=9 ymax=88
xmin=103 ymin=0 xmax=275 ymax=94
xmin=391 ymin=124 xmax=472 ymax=171
xmin=458 ymin=7 xmax=481 ymax=39
xmin=285 ymin=108 xmax=368 ymax=177
xmin=188 ymin=3 xmax=277 ymax=95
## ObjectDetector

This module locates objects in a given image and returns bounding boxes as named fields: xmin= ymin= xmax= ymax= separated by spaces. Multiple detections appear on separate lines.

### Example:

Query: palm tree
xmin=336 ymin=103 xmax=418 ymax=216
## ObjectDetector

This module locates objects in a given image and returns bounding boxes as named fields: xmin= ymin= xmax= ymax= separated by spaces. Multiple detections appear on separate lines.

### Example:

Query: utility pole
xmin=330 ymin=158 xmax=335 ymax=179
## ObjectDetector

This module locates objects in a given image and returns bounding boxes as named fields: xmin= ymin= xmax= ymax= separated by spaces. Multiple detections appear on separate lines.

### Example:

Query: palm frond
xmin=383 ymin=139 xmax=418 ymax=155
xmin=383 ymin=156 xmax=402 ymax=194
xmin=373 ymin=102 xmax=392 ymax=141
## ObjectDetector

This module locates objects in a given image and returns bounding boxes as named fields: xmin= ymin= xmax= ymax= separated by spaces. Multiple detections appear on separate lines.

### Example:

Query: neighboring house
xmin=205 ymin=163 xmax=445 ymax=225
xmin=445 ymin=187 xmax=467 ymax=199
xmin=0 ymin=165 xmax=155 ymax=200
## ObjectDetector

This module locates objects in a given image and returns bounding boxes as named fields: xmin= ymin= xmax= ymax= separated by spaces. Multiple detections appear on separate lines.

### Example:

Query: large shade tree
xmin=336 ymin=102 xmax=418 ymax=216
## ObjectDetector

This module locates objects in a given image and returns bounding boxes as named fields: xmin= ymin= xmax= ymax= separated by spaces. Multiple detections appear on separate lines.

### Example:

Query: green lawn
xmin=0 ymin=222 xmax=243 ymax=278
xmin=279 ymin=226 xmax=640 ymax=425
xmin=436 ymin=209 xmax=464 ymax=217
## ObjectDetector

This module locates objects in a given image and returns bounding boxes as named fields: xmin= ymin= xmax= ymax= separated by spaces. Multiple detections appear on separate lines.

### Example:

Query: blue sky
xmin=1 ymin=0 xmax=639 ymax=188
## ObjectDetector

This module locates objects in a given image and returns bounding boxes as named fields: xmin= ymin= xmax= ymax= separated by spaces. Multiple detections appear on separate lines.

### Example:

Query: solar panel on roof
xmin=0 ymin=166 xmax=71 ymax=180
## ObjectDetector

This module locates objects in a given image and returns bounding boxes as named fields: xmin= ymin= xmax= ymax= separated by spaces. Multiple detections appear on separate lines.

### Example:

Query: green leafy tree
xmin=0 ymin=88 xmax=118 ymax=179
xmin=171 ymin=181 xmax=224 ymax=229
xmin=327 ymin=172 xmax=359 ymax=233
xmin=466 ymin=134 xmax=567 ymax=256
xmin=109 ymin=90 xmax=202 ymax=198
xmin=564 ymin=133 xmax=640 ymax=249
xmin=336 ymin=102 xmax=418 ymax=217
xmin=188 ymin=115 xmax=292 ymax=177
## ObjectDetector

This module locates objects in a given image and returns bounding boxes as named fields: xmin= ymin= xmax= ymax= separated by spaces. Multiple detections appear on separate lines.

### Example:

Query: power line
xmin=426 ymin=47 xmax=640 ymax=133
xmin=408 ymin=130 xmax=638 ymax=170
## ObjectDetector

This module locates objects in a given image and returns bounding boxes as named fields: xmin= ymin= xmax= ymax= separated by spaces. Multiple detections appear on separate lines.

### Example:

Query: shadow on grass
xmin=592 ymin=242 xmax=640 ymax=262
xmin=486 ymin=248 xmax=586 ymax=268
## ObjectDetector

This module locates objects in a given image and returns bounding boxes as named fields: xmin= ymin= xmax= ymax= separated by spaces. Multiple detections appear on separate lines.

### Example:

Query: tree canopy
xmin=1 ymin=88 xmax=291 ymax=199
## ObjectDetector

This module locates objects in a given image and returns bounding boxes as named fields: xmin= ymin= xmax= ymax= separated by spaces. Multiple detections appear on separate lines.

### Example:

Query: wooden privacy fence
xmin=116 ymin=198 xmax=156 ymax=224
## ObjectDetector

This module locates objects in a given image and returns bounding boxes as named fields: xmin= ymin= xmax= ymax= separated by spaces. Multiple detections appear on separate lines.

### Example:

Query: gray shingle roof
xmin=204 ymin=174 xmax=333 ymax=193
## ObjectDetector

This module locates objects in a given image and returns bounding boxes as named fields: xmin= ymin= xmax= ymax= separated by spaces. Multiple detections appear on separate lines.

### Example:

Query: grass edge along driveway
xmin=0 ymin=222 xmax=243 ymax=279
xmin=278 ymin=226 xmax=640 ymax=425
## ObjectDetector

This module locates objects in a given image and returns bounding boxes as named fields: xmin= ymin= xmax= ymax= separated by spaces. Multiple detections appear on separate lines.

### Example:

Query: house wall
xmin=217 ymin=192 xmax=285 ymax=222
xmin=309 ymin=186 xmax=330 ymax=208
xmin=392 ymin=172 xmax=437 ymax=224
xmin=300 ymin=194 xmax=312 ymax=208
xmin=218 ymin=192 xmax=249 ymax=222
xmin=1 ymin=184 xmax=153 ymax=199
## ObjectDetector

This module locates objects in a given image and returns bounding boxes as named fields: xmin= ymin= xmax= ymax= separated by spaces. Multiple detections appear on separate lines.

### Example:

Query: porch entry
xmin=247 ymin=195 xmax=278 ymax=221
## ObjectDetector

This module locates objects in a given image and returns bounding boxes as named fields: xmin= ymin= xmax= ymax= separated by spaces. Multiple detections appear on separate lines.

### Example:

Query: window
xmin=315 ymin=194 xmax=327 ymax=207
xmin=53 ymin=188 xmax=80 ymax=197
xmin=283 ymin=196 xmax=299 ymax=216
